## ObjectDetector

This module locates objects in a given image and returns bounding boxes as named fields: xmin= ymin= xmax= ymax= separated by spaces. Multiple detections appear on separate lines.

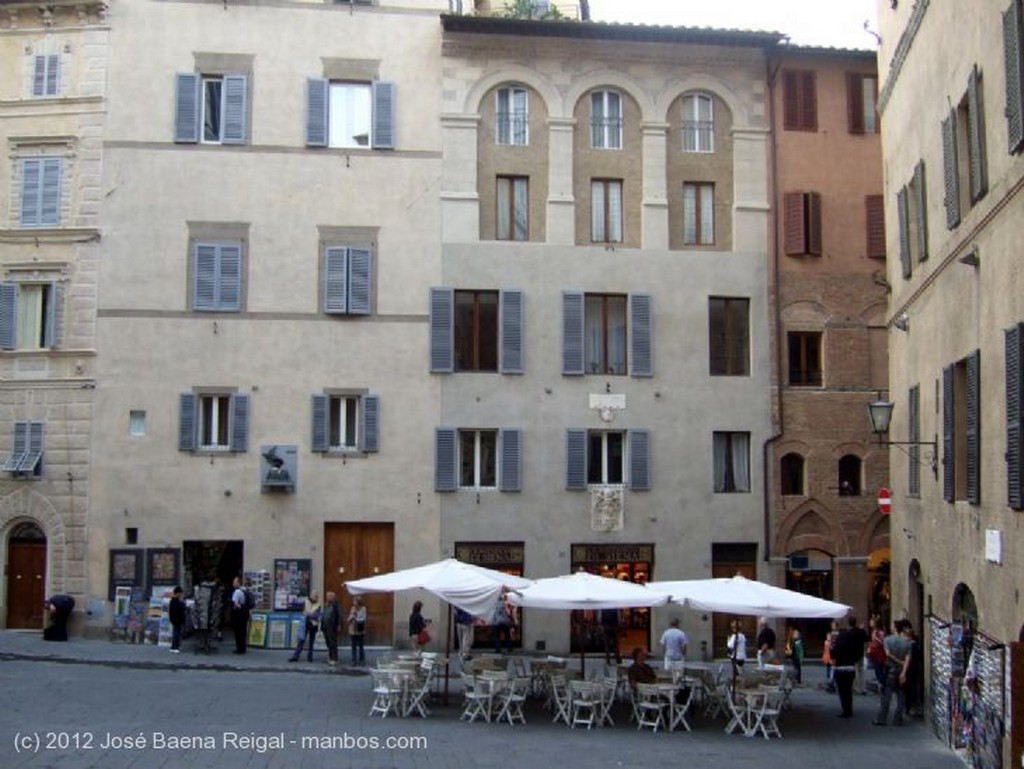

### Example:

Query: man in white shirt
xmin=659 ymin=617 xmax=688 ymax=670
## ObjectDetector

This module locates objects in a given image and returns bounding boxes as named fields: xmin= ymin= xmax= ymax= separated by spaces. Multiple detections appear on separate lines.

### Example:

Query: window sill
xmin=0 ymin=228 xmax=99 ymax=244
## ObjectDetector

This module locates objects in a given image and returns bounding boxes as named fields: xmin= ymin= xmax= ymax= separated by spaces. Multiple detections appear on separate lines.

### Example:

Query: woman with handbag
xmin=409 ymin=600 xmax=430 ymax=649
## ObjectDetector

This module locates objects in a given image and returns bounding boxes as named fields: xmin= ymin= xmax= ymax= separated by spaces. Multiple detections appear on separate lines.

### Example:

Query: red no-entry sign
xmin=878 ymin=487 xmax=892 ymax=515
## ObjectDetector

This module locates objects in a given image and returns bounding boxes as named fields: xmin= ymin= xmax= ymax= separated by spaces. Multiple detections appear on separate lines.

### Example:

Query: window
xmin=19 ymin=157 xmax=61 ymax=228
xmin=682 ymin=92 xmax=714 ymax=152
xmin=1 ymin=421 xmax=44 ymax=477
xmin=323 ymin=246 xmax=372 ymax=315
xmin=896 ymin=161 xmax=929 ymax=278
xmin=847 ymin=73 xmax=878 ymax=134
xmin=780 ymin=453 xmax=804 ymax=496
xmin=590 ymin=90 xmax=622 ymax=149
xmin=192 ymin=242 xmax=242 ymax=312
xmin=306 ymin=78 xmax=395 ymax=150
xmin=788 ymin=331 xmax=822 ymax=386
xmin=32 ymin=53 xmax=60 ymax=98
xmin=782 ymin=70 xmax=817 ymax=131
xmin=178 ymin=392 xmax=249 ymax=452
xmin=311 ymin=393 xmax=379 ymax=453
xmin=429 ymin=288 xmax=523 ymax=374
xmin=562 ymin=292 xmax=651 ymax=377
xmin=943 ymin=351 xmax=980 ymax=504
xmin=942 ymin=66 xmax=988 ymax=230
xmin=1005 ymin=324 xmax=1024 ymax=509
xmin=838 ymin=455 xmax=861 ymax=496
xmin=713 ymin=431 xmax=750 ymax=493
xmin=0 ymin=281 xmax=63 ymax=351
xmin=683 ymin=182 xmax=714 ymax=245
xmin=591 ymin=179 xmax=623 ymax=243
xmin=865 ymin=195 xmax=886 ymax=259
xmin=783 ymin=191 xmax=822 ymax=256
xmin=496 ymin=86 xmax=528 ymax=146
xmin=908 ymin=384 xmax=921 ymax=497
xmin=709 ymin=297 xmax=749 ymax=376
xmin=565 ymin=428 xmax=650 ymax=490
xmin=496 ymin=176 xmax=529 ymax=241
xmin=1004 ymin=0 xmax=1024 ymax=154
xmin=435 ymin=427 xmax=522 ymax=492
xmin=174 ymin=73 xmax=248 ymax=145
xmin=129 ymin=411 xmax=147 ymax=437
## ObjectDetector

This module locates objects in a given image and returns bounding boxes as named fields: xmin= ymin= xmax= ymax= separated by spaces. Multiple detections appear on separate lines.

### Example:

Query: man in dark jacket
xmin=169 ymin=586 xmax=186 ymax=653
xmin=832 ymin=615 xmax=869 ymax=717
xmin=321 ymin=591 xmax=341 ymax=666
xmin=43 ymin=594 xmax=75 ymax=641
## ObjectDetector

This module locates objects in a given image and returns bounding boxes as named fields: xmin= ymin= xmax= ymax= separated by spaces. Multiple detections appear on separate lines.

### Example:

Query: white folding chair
xmin=495 ymin=676 xmax=530 ymax=725
xmin=460 ymin=674 xmax=491 ymax=723
xmin=635 ymin=683 xmax=666 ymax=733
xmin=598 ymin=675 xmax=618 ymax=727
xmin=548 ymin=674 xmax=572 ymax=726
xmin=403 ymin=660 xmax=434 ymax=718
xmin=669 ymin=682 xmax=695 ymax=732
xmin=569 ymin=680 xmax=599 ymax=729
xmin=369 ymin=669 xmax=402 ymax=718
xmin=756 ymin=687 xmax=784 ymax=739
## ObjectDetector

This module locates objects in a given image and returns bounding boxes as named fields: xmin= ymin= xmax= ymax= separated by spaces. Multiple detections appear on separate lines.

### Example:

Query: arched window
xmin=682 ymin=92 xmax=714 ymax=152
xmin=838 ymin=454 xmax=861 ymax=496
xmin=780 ymin=452 xmax=804 ymax=496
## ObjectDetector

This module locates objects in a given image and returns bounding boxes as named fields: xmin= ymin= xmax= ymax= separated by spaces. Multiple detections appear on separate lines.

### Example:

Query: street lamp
xmin=867 ymin=398 xmax=939 ymax=480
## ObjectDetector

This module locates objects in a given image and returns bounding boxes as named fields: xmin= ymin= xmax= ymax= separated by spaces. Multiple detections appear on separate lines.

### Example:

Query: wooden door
xmin=7 ymin=541 xmax=46 ymax=629
xmin=324 ymin=523 xmax=394 ymax=646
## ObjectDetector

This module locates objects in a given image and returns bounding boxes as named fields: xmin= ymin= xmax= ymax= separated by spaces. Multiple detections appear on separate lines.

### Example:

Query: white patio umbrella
xmin=646 ymin=575 xmax=851 ymax=619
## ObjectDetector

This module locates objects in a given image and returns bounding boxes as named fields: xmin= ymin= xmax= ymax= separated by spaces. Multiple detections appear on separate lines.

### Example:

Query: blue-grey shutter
xmin=629 ymin=293 xmax=653 ymax=377
xmin=1004 ymin=1 xmax=1024 ymax=154
xmin=3 ymin=422 xmax=29 ymax=472
xmin=221 ymin=74 xmax=248 ymax=145
xmin=323 ymin=247 xmax=348 ymax=314
xmin=966 ymin=349 xmax=981 ymax=505
xmin=562 ymin=291 xmax=585 ymax=375
xmin=230 ymin=394 xmax=249 ymax=452
xmin=896 ymin=186 xmax=911 ymax=279
xmin=943 ymin=364 xmax=954 ymax=502
xmin=311 ymin=394 xmax=328 ymax=452
xmin=39 ymin=157 xmax=61 ymax=227
xmin=193 ymin=244 xmax=217 ymax=310
xmin=179 ymin=393 xmax=197 ymax=451
xmin=22 ymin=421 xmax=44 ymax=473
xmin=908 ymin=385 xmax=921 ymax=496
xmin=499 ymin=289 xmax=524 ymax=374
xmin=174 ymin=73 xmax=201 ymax=143
xmin=33 ymin=55 xmax=48 ymax=97
xmin=913 ymin=161 xmax=928 ymax=262
xmin=499 ymin=428 xmax=522 ymax=492
xmin=1006 ymin=324 xmax=1024 ymax=509
xmin=435 ymin=427 xmax=457 ymax=492
xmin=967 ymin=66 xmax=987 ymax=203
xmin=0 ymin=282 xmax=17 ymax=351
xmin=942 ymin=110 xmax=960 ymax=229
xmin=628 ymin=429 xmax=651 ymax=491
xmin=306 ymin=77 xmax=328 ymax=148
xmin=44 ymin=282 xmax=64 ymax=349
xmin=372 ymin=81 xmax=395 ymax=150
xmin=361 ymin=394 xmax=380 ymax=453
xmin=565 ymin=428 xmax=587 ymax=490
xmin=20 ymin=158 xmax=41 ymax=227
xmin=347 ymin=248 xmax=372 ymax=316
xmin=429 ymin=287 xmax=454 ymax=373
xmin=219 ymin=245 xmax=242 ymax=311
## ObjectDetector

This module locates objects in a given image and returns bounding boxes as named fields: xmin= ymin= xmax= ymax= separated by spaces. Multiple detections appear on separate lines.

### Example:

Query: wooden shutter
xmin=178 ymin=393 xmax=197 ymax=451
xmin=347 ymin=248 xmax=372 ymax=316
xmin=807 ymin=192 xmax=822 ymax=255
xmin=372 ymin=81 xmax=395 ymax=150
xmin=323 ymin=247 xmax=348 ymax=314
xmin=629 ymin=293 xmax=653 ymax=377
xmin=434 ymin=428 xmax=458 ymax=492
xmin=218 ymin=244 xmax=242 ymax=311
xmin=499 ymin=289 xmax=524 ymax=374
xmin=311 ymin=394 xmax=328 ymax=452
xmin=943 ymin=364 xmax=955 ymax=502
xmin=0 ymin=282 xmax=17 ymax=350
xmin=499 ymin=428 xmax=522 ymax=492
xmin=429 ymin=287 xmax=454 ymax=373
xmin=966 ymin=349 xmax=981 ymax=505
xmin=1007 ymin=325 xmax=1024 ymax=509
xmin=942 ymin=110 xmax=961 ymax=229
xmin=914 ymin=160 xmax=929 ymax=261
xmin=361 ymin=395 xmax=380 ymax=453
xmin=801 ymin=71 xmax=817 ymax=131
xmin=628 ymin=429 xmax=651 ymax=491
xmin=896 ymin=187 xmax=911 ymax=278
xmin=782 ymin=71 xmax=799 ymax=130
xmin=865 ymin=195 xmax=885 ymax=259
xmin=565 ymin=428 xmax=587 ymax=491
xmin=44 ymin=282 xmax=64 ymax=349
xmin=783 ymin=192 xmax=805 ymax=255
xmin=908 ymin=385 xmax=921 ymax=496
xmin=230 ymin=394 xmax=249 ymax=452
xmin=221 ymin=75 xmax=248 ymax=145
xmin=306 ymin=78 xmax=328 ymax=147
xmin=174 ymin=73 xmax=200 ymax=143
xmin=1004 ymin=0 xmax=1024 ymax=154
xmin=561 ymin=291 xmax=585 ymax=375
xmin=967 ymin=66 xmax=988 ymax=203
xmin=847 ymin=73 xmax=864 ymax=133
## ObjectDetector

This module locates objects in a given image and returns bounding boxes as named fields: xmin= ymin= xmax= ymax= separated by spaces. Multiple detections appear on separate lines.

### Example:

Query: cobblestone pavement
xmin=0 ymin=631 xmax=965 ymax=769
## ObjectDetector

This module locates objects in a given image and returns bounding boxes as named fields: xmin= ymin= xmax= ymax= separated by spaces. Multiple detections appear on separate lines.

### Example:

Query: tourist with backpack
xmin=230 ymin=576 xmax=250 ymax=655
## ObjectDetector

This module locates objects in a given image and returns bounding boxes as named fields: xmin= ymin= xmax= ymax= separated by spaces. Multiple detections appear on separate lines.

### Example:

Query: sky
xmin=584 ymin=0 xmax=880 ymax=50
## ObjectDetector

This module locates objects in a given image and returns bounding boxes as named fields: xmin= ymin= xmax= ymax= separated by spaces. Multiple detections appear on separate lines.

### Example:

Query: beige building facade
xmin=878 ymin=0 xmax=1024 ymax=764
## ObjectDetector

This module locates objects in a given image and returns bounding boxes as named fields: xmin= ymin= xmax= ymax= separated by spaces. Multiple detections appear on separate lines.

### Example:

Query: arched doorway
xmin=6 ymin=521 xmax=46 ymax=629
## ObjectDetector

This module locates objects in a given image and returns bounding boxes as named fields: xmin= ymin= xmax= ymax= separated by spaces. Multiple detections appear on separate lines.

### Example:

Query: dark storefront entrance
xmin=570 ymin=543 xmax=653 ymax=658
xmin=455 ymin=541 xmax=524 ymax=652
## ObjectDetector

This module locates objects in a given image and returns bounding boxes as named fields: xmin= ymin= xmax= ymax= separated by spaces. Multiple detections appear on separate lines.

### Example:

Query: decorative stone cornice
xmin=878 ymin=0 xmax=930 ymax=114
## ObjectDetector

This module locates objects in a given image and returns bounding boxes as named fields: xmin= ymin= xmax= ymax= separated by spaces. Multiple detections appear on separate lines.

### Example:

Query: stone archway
xmin=6 ymin=520 xmax=46 ymax=628
xmin=0 ymin=487 xmax=68 ymax=629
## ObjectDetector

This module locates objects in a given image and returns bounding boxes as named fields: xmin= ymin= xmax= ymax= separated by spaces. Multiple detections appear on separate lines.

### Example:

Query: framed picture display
xmin=248 ymin=613 xmax=268 ymax=648
xmin=108 ymin=549 xmax=143 ymax=600
xmin=273 ymin=558 xmax=311 ymax=611
xmin=113 ymin=586 xmax=132 ymax=618
xmin=146 ymin=548 xmax=180 ymax=594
